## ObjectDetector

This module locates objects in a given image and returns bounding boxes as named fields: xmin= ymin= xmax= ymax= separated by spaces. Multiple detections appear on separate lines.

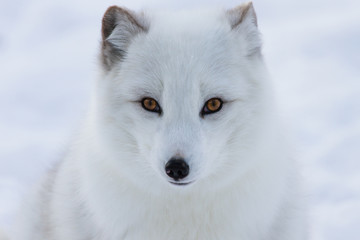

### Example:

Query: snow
xmin=0 ymin=0 xmax=359 ymax=239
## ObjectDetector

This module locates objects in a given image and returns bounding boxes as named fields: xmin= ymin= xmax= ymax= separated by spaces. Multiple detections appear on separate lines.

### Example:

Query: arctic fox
xmin=16 ymin=2 xmax=306 ymax=240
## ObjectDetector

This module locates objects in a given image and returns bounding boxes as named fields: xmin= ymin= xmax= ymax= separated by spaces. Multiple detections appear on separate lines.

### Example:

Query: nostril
xmin=165 ymin=158 xmax=189 ymax=181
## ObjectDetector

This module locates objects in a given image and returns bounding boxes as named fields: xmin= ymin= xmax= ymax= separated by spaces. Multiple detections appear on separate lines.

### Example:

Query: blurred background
xmin=0 ymin=0 xmax=359 ymax=239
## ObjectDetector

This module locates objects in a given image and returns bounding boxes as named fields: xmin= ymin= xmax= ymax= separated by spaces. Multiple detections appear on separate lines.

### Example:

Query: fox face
xmin=94 ymin=3 xmax=269 ymax=192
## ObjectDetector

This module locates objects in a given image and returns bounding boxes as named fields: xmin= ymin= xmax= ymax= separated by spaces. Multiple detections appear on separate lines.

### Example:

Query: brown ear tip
xmin=104 ymin=5 xmax=122 ymax=15
xmin=227 ymin=2 xmax=258 ymax=29
xmin=103 ymin=5 xmax=133 ymax=19
xmin=101 ymin=6 xmax=123 ymax=41
xmin=244 ymin=1 xmax=255 ymax=11
xmin=102 ymin=6 xmax=129 ymax=24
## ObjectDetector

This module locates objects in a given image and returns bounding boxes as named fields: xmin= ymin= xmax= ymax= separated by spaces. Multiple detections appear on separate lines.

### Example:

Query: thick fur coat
xmin=16 ymin=2 xmax=307 ymax=240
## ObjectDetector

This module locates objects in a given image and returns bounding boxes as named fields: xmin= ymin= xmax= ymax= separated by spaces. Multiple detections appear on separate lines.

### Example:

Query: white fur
xmin=16 ymin=3 xmax=307 ymax=240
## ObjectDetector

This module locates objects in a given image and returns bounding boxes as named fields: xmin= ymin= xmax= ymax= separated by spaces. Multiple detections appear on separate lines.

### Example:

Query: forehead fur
xmin=122 ymin=10 xmax=236 ymax=74
xmin=149 ymin=9 xmax=231 ymax=35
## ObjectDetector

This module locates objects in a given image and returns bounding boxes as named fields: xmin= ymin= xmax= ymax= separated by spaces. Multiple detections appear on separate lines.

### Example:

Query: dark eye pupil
xmin=147 ymin=99 xmax=156 ymax=109
xmin=207 ymin=99 xmax=219 ymax=110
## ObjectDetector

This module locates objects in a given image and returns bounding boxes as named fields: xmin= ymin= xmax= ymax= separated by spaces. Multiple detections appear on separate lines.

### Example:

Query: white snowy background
xmin=0 ymin=0 xmax=359 ymax=239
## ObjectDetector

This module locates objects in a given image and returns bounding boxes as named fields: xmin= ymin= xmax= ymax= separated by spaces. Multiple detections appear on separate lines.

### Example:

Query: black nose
xmin=165 ymin=158 xmax=189 ymax=181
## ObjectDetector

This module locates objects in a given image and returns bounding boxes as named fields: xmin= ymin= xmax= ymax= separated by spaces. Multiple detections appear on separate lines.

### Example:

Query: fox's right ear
xmin=226 ymin=2 xmax=261 ymax=56
xmin=101 ymin=6 xmax=149 ymax=70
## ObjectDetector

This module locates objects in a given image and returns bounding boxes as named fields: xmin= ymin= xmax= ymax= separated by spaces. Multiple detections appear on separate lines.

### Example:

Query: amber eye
xmin=141 ymin=97 xmax=161 ymax=113
xmin=202 ymin=98 xmax=223 ymax=115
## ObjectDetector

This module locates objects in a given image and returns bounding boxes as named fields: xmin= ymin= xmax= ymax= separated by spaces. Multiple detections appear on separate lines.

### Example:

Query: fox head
xmin=92 ymin=3 xmax=273 ymax=193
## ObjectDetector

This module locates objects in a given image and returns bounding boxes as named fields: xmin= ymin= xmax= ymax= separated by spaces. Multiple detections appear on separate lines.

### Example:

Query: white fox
xmin=16 ymin=2 xmax=307 ymax=240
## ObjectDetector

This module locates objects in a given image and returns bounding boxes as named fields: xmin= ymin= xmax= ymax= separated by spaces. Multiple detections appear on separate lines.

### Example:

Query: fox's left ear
xmin=226 ymin=2 xmax=261 ymax=56
xmin=101 ymin=6 xmax=149 ymax=70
